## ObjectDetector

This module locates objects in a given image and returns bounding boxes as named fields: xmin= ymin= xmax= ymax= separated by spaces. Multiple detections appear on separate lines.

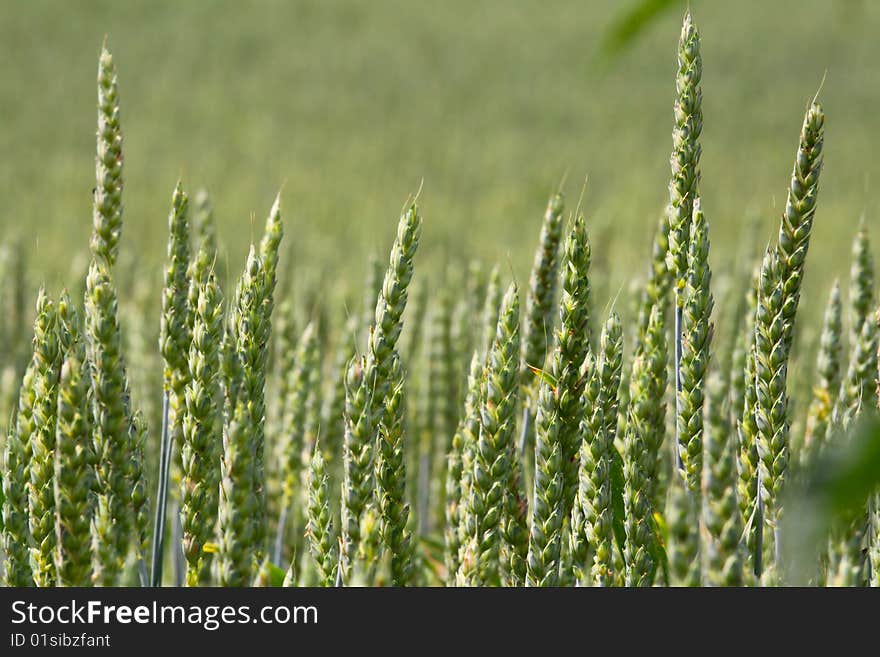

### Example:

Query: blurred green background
xmin=0 ymin=0 xmax=878 ymax=325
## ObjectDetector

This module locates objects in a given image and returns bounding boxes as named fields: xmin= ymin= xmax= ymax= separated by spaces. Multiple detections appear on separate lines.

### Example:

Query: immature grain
xmin=521 ymin=194 xmax=565 ymax=382
xmin=2 ymin=381 xmax=34 ymax=586
xmin=849 ymin=218 xmax=874 ymax=348
xmin=342 ymin=204 xmax=421 ymax=566
xmin=577 ymin=313 xmax=623 ymax=586
xmin=363 ymin=253 xmax=384 ymax=346
xmin=231 ymin=250 xmax=269 ymax=542
xmin=666 ymin=12 xmax=703 ymax=293
xmin=622 ymin=305 xmax=666 ymax=587
xmin=306 ymin=439 xmax=338 ymax=587
xmin=27 ymin=290 xmax=62 ymax=586
xmin=90 ymin=46 xmax=124 ymax=268
xmin=702 ymin=373 xmax=745 ymax=586
xmin=637 ymin=213 xmax=672 ymax=338
xmin=638 ymin=301 xmax=669 ymax=504
xmin=726 ymin=274 xmax=751 ymax=425
xmin=340 ymin=356 xmax=372 ymax=571
xmin=557 ymin=216 xmax=593 ymax=518
xmin=375 ymin=355 xmax=414 ymax=585
xmin=276 ymin=322 xmax=318 ymax=558
xmin=802 ymin=281 xmax=842 ymax=466
xmin=736 ymin=268 xmax=762 ymax=571
xmin=53 ymin=347 xmax=94 ymax=587
xmin=667 ymin=469 xmax=700 ymax=586
xmin=753 ymin=248 xmax=789 ymax=568
xmin=834 ymin=311 xmax=878 ymax=427
xmin=191 ymin=188 xmax=218 ymax=257
xmin=444 ymin=417 xmax=466 ymax=582
xmin=520 ymin=194 xmax=565 ymax=458
xmin=85 ymin=262 xmax=131 ymax=585
xmin=181 ymin=266 xmax=224 ymax=585
xmin=154 ymin=183 xmax=191 ymax=585
xmin=571 ymin=353 xmax=602 ymax=584
xmin=420 ymin=288 xmax=453 ymax=533
xmin=677 ymin=198 xmax=713 ymax=495
xmin=502 ymin=443 xmax=529 ymax=586
xmin=366 ymin=202 xmax=422 ymax=408
xmin=216 ymin=390 xmax=256 ymax=586
xmin=127 ymin=411 xmax=150 ymax=584
xmin=452 ymin=352 xmax=485 ymax=584
xmin=775 ymin=103 xmax=824 ymax=354
xmin=465 ymin=283 xmax=519 ymax=586
xmin=598 ymin=313 xmax=624 ymax=446
xmin=322 ymin=314 xmax=358 ymax=469
xmin=480 ymin=265 xmax=503 ymax=357
xmin=527 ymin=214 xmax=591 ymax=587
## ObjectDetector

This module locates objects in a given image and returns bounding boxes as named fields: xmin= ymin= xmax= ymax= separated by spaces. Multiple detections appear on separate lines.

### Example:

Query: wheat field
xmin=1 ymin=2 xmax=879 ymax=587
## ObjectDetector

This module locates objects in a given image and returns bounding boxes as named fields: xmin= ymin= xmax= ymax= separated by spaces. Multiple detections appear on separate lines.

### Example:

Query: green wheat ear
xmin=849 ymin=218 xmax=875 ymax=344
xmin=453 ymin=351 xmax=486 ymax=586
xmin=306 ymin=438 xmax=338 ymax=587
xmin=90 ymin=45 xmax=124 ymax=268
xmin=753 ymin=247 xmax=789 ymax=566
xmin=802 ymin=280 xmax=842 ymax=467
xmin=3 ymin=408 xmax=33 ymax=586
xmin=191 ymin=188 xmax=218 ymax=258
xmin=445 ymin=351 xmax=497 ymax=584
xmin=677 ymin=198 xmax=713 ymax=496
xmin=776 ymin=102 xmax=825 ymax=353
xmin=519 ymin=193 xmax=566 ymax=459
xmin=465 ymin=282 xmax=519 ymax=586
xmin=216 ymin=389 xmax=256 ymax=587
xmin=27 ymin=289 xmax=62 ymax=587
xmin=527 ymin=213 xmax=591 ymax=588
xmin=375 ymin=354 xmax=414 ymax=586
xmin=702 ymin=372 xmax=746 ymax=586
xmin=666 ymin=11 xmax=703 ymax=294
xmin=667 ymin=469 xmax=700 ymax=586
xmin=275 ymin=321 xmax=318 ymax=561
xmin=623 ymin=304 xmax=666 ymax=587
xmin=54 ymin=348 xmax=95 ymax=587
xmin=574 ymin=312 xmax=623 ymax=587
xmin=342 ymin=202 xmax=421 ymax=572
xmin=521 ymin=193 xmax=565 ymax=386
xmin=181 ymin=265 xmax=224 ymax=586
xmin=84 ymin=261 xmax=131 ymax=585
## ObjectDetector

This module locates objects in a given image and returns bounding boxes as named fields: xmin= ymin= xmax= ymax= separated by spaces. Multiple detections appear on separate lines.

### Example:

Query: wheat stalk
xmin=375 ymin=354 xmax=414 ymax=585
xmin=90 ymin=46 xmax=124 ymax=267
xmin=180 ymin=261 xmax=224 ymax=585
xmin=464 ymin=282 xmax=519 ymax=586
xmin=527 ymin=214 xmax=591 ymax=587
xmin=702 ymin=372 xmax=746 ymax=586
xmin=84 ymin=262 xmax=131 ymax=585
xmin=677 ymin=198 xmax=713 ymax=496
xmin=801 ymin=281 xmax=842 ymax=467
xmin=26 ymin=290 xmax=62 ymax=586
xmin=306 ymin=438 xmax=338 ymax=587
xmin=667 ymin=468 xmax=700 ymax=586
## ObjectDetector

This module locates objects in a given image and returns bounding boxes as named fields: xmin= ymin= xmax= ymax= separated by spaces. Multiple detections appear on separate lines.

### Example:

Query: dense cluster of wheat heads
xmin=1 ymin=13 xmax=879 ymax=587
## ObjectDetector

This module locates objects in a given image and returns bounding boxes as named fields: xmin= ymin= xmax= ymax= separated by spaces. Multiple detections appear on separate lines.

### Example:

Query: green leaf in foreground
xmin=782 ymin=412 xmax=880 ymax=584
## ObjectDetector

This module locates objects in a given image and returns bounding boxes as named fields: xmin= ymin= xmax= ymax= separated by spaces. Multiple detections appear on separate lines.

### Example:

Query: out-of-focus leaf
xmin=782 ymin=412 xmax=880 ymax=584
xmin=600 ymin=0 xmax=683 ymax=58
xmin=266 ymin=561 xmax=288 ymax=587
